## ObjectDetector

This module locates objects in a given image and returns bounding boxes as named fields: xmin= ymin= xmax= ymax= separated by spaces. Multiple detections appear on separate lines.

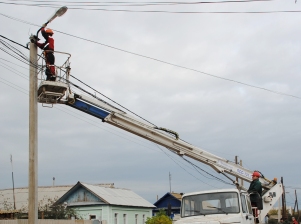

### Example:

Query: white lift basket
xmin=37 ymin=50 xmax=71 ymax=105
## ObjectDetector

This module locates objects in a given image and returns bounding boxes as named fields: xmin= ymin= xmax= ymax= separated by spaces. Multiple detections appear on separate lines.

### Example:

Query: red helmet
xmin=252 ymin=171 xmax=261 ymax=177
xmin=45 ymin=29 xmax=54 ymax=35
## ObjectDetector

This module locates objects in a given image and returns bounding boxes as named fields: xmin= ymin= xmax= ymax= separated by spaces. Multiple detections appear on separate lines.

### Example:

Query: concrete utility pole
xmin=28 ymin=37 xmax=38 ymax=224
xmin=27 ymin=7 xmax=67 ymax=224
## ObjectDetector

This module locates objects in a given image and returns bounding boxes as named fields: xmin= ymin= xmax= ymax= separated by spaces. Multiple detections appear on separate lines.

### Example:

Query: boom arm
xmin=67 ymin=93 xmax=275 ymax=190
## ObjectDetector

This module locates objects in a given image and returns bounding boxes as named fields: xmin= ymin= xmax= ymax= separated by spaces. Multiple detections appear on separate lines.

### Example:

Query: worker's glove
xmin=42 ymin=23 xmax=47 ymax=28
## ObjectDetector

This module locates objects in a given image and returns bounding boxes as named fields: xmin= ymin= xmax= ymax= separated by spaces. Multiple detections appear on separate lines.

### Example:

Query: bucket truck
xmin=36 ymin=54 xmax=283 ymax=224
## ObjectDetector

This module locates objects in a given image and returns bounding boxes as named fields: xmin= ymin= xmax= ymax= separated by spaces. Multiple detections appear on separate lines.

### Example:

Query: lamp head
xmin=55 ymin=6 xmax=68 ymax=17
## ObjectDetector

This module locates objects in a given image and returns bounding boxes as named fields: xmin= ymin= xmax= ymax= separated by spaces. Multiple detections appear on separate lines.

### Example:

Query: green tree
xmin=38 ymin=197 xmax=80 ymax=219
xmin=0 ymin=195 xmax=80 ymax=219
xmin=0 ymin=193 xmax=14 ymax=211
xmin=146 ymin=209 xmax=172 ymax=224
xmin=268 ymin=209 xmax=278 ymax=215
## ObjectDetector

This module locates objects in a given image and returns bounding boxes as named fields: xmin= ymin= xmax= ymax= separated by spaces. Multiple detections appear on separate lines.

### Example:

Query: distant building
xmin=153 ymin=192 xmax=182 ymax=219
xmin=0 ymin=210 xmax=18 ymax=220
xmin=53 ymin=181 xmax=155 ymax=224
xmin=0 ymin=185 xmax=75 ymax=211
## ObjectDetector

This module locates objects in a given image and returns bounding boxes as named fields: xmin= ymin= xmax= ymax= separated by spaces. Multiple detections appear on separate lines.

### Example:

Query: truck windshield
xmin=181 ymin=192 xmax=240 ymax=217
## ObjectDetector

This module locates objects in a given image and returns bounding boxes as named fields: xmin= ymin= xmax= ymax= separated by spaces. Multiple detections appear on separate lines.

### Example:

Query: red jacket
xmin=36 ymin=28 xmax=54 ymax=51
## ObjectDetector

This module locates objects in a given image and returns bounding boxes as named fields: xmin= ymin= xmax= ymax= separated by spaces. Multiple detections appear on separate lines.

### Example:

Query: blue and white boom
xmin=37 ymin=80 xmax=276 ymax=190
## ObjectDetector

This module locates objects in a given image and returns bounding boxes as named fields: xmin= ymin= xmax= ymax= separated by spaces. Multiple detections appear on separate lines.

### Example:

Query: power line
xmin=0 ymin=57 xmax=29 ymax=70
xmin=0 ymin=0 xmax=276 ymax=8
xmin=0 ymin=51 xmax=236 ymax=189
xmin=52 ymin=31 xmax=301 ymax=100
xmin=0 ymin=35 xmax=28 ymax=49
xmin=0 ymin=59 xmax=180 ymax=159
xmin=68 ymin=75 xmax=157 ymax=126
xmin=0 ymin=35 xmax=298 ymax=191
xmin=0 ymin=59 xmax=238 ymax=187
xmin=0 ymin=37 xmax=38 ymax=69
xmin=0 ymin=62 xmax=28 ymax=80
xmin=0 ymin=63 xmax=229 ymax=187
xmin=2 ymin=0 xmax=275 ymax=4
xmin=0 ymin=65 xmax=159 ymax=153
xmin=1 ymin=3 xmax=298 ymax=14
xmin=155 ymin=144 xmax=221 ymax=188
xmin=49 ymin=8 xmax=301 ymax=14
xmin=287 ymin=187 xmax=301 ymax=190
xmin=183 ymin=157 xmax=234 ymax=185
xmin=1 ymin=0 xmax=296 ymax=14
xmin=0 ymin=74 xmax=28 ymax=94
xmin=1 ymin=13 xmax=301 ymax=101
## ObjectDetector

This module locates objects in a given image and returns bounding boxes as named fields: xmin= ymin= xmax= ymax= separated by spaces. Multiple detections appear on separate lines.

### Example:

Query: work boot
xmin=45 ymin=68 xmax=52 ymax=81
xmin=50 ymin=75 xmax=56 ymax=81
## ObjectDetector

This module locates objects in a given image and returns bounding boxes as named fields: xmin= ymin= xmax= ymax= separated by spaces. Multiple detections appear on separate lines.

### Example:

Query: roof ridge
xmin=1 ymin=183 xmax=116 ymax=191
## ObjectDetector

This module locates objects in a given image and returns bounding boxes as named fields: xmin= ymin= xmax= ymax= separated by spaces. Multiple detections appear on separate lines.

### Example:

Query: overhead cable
xmin=0 ymin=64 xmax=215 ymax=184
xmin=1 ymin=3 xmax=299 ymax=14
xmin=183 ymin=157 xmax=234 ymax=185
xmin=2 ymin=0 xmax=275 ymax=4
xmin=0 ymin=35 xmax=28 ymax=49
xmin=0 ymin=38 xmax=287 ymax=189
xmin=1 ymin=0 xmax=296 ymax=14
xmin=0 ymin=0 xmax=275 ymax=7
xmin=0 ymin=34 xmax=157 ymax=127
xmin=53 ymin=30 xmax=301 ymax=100
xmin=1 ymin=16 xmax=301 ymax=101
xmin=69 ymin=75 xmax=157 ymax=126
xmin=155 ymin=145 xmax=221 ymax=188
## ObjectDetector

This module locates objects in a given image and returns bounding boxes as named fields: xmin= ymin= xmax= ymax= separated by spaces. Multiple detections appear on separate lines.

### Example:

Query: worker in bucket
xmin=248 ymin=171 xmax=262 ymax=223
xmin=292 ymin=217 xmax=298 ymax=224
xmin=36 ymin=24 xmax=56 ymax=81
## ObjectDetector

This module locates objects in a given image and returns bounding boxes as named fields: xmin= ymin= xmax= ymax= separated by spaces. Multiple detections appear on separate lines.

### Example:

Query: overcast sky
xmin=0 ymin=0 xmax=300 ymax=206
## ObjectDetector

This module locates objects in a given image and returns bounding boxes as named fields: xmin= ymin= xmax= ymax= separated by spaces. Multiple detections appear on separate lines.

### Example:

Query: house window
xmin=123 ymin=214 xmax=127 ymax=224
xmin=135 ymin=214 xmax=138 ymax=224
xmin=142 ymin=214 xmax=145 ymax=224
xmin=114 ymin=213 xmax=118 ymax=224
xmin=90 ymin=215 xmax=96 ymax=220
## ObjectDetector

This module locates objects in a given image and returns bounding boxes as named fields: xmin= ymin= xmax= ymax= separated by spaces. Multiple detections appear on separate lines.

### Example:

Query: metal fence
xmin=0 ymin=220 xmax=93 ymax=224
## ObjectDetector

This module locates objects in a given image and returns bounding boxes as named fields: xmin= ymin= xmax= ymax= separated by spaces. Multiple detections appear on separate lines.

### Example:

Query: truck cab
xmin=175 ymin=189 xmax=255 ymax=224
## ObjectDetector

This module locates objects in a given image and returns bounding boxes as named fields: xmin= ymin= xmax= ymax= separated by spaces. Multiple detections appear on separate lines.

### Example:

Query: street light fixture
xmin=47 ymin=6 xmax=68 ymax=24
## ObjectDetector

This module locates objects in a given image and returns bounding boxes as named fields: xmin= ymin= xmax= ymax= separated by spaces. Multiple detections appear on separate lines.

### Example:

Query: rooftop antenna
xmin=169 ymin=172 xmax=171 ymax=193
xmin=10 ymin=154 xmax=16 ymax=210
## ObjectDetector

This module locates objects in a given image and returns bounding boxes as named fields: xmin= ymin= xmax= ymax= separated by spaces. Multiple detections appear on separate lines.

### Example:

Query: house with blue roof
xmin=153 ymin=192 xmax=182 ymax=219
xmin=53 ymin=181 xmax=155 ymax=224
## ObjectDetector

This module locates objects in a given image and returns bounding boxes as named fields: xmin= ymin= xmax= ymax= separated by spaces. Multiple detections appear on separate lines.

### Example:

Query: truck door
xmin=241 ymin=194 xmax=254 ymax=224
